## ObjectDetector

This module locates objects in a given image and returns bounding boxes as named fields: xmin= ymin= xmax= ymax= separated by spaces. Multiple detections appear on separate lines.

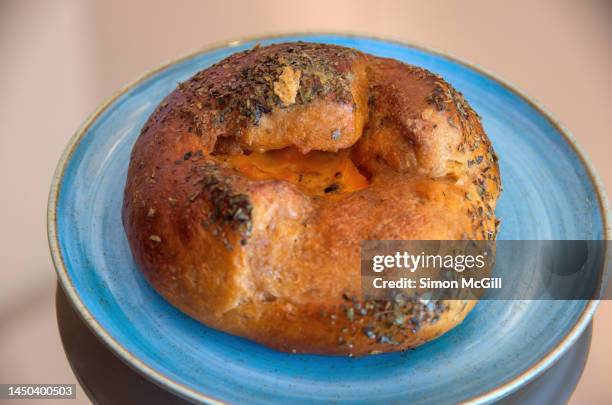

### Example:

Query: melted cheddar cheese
xmin=222 ymin=147 xmax=369 ymax=196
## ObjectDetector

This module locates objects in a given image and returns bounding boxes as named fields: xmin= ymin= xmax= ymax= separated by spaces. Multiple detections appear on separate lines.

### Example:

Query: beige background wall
xmin=1 ymin=0 xmax=611 ymax=403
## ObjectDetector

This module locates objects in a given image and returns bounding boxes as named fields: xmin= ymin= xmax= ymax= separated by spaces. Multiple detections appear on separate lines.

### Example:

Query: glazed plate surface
xmin=49 ymin=34 xmax=609 ymax=404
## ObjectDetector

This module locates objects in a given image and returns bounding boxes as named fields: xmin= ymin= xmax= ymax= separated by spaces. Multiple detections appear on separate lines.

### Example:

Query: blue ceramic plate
xmin=48 ymin=34 xmax=610 ymax=404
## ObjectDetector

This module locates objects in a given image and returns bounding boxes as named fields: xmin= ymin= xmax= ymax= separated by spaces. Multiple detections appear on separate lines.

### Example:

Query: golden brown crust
xmin=122 ymin=42 xmax=501 ymax=356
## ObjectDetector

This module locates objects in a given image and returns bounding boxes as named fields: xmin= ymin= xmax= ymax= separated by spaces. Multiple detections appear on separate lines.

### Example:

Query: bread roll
xmin=122 ymin=42 xmax=501 ymax=355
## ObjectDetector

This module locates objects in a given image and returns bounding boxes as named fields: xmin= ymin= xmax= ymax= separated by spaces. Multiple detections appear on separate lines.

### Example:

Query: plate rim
xmin=47 ymin=31 xmax=611 ymax=405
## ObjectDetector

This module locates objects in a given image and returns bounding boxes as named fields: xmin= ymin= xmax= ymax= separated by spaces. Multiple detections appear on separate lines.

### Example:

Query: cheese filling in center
xmin=219 ymin=147 xmax=369 ymax=196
